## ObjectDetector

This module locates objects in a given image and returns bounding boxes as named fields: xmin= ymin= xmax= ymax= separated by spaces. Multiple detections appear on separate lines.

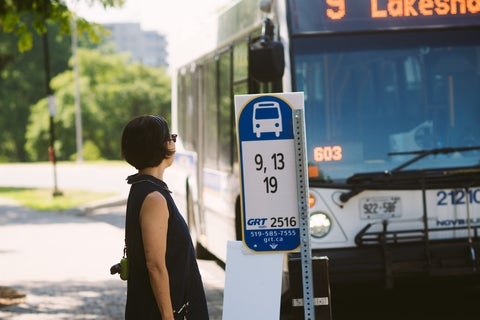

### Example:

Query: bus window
xmin=234 ymin=41 xmax=248 ymax=83
xmin=204 ymin=59 xmax=218 ymax=169
xmin=219 ymin=50 xmax=233 ymax=170
xmin=178 ymin=69 xmax=198 ymax=151
xmin=293 ymin=30 xmax=480 ymax=179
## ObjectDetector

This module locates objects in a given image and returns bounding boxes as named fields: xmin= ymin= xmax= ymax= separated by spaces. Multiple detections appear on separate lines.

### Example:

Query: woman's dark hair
xmin=121 ymin=115 xmax=175 ymax=170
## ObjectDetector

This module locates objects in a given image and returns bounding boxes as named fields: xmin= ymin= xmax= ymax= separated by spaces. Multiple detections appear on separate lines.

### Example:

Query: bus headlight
xmin=310 ymin=212 xmax=332 ymax=238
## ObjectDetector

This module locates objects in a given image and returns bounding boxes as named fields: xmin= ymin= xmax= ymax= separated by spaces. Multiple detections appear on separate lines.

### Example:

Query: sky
xmin=72 ymin=0 xmax=234 ymax=67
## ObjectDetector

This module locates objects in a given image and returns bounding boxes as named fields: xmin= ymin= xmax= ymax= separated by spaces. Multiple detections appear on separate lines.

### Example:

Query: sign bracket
xmin=293 ymin=108 xmax=315 ymax=320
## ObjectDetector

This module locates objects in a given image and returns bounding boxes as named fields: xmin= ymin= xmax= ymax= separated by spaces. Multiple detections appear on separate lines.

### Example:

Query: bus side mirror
xmin=249 ymin=39 xmax=285 ymax=82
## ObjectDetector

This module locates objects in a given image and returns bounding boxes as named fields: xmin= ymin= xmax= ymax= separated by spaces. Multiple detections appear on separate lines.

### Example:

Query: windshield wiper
xmin=389 ymin=145 xmax=480 ymax=172
xmin=339 ymin=145 xmax=480 ymax=203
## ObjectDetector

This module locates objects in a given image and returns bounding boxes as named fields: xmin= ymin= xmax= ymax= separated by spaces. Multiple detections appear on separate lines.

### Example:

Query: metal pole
xmin=72 ymin=6 xmax=83 ymax=162
xmin=294 ymin=109 xmax=315 ymax=319
xmin=42 ymin=31 xmax=63 ymax=197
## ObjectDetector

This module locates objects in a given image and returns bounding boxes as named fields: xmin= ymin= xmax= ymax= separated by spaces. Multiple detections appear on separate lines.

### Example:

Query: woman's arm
xmin=140 ymin=191 xmax=174 ymax=320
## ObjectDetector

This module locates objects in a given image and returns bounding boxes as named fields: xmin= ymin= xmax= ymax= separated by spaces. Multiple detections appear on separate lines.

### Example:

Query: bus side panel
xmin=202 ymin=168 xmax=238 ymax=262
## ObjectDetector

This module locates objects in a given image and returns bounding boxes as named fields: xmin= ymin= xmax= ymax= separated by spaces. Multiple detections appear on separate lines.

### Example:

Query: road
xmin=0 ymin=162 xmax=225 ymax=319
xmin=0 ymin=162 xmax=134 ymax=194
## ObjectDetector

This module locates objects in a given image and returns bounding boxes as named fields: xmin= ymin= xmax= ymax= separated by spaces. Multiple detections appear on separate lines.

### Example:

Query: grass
xmin=0 ymin=187 xmax=117 ymax=211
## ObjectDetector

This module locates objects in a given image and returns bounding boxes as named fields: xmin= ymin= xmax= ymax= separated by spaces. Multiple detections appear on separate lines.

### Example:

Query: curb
xmin=76 ymin=196 xmax=128 ymax=215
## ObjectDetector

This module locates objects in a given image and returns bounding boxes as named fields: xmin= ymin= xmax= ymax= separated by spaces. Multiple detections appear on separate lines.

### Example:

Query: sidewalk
xmin=0 ymin=198 xmax=224 ymax=319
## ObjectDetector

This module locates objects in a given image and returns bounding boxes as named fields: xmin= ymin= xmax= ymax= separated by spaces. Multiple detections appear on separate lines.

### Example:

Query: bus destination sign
xmin=235 ymin=93 xmax=304 ymax=252
xmin=288 ymin=0 xmax=480 ymax=34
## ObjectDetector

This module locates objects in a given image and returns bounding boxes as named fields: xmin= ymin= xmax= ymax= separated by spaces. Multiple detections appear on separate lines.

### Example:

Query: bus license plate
xmin=360 ymin=196 xmax=402 ymax=219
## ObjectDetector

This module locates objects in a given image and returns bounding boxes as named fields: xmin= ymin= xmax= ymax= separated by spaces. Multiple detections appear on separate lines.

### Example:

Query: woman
xmin=121 ymin=115 xmax=209 ymax=319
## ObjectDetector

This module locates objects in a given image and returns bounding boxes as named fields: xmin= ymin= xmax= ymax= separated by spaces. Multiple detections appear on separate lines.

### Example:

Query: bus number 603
xmin=313 ymin=145 xmax=343 ymax=162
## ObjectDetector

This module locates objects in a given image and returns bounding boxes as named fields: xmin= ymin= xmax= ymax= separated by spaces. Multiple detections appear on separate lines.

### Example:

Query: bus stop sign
xmin=235 ymin=93 xmax=304 ymax=252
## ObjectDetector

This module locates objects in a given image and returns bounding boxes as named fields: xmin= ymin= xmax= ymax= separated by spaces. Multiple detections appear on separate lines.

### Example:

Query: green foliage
xmin=0 ymin=0 xmax=124 ymax=52
xmin=73 ymin=140 xmax=102 ymax=161
xmin=0 ymin=1 xmax=170 ymax=163
xmin=0 ymin=22 xmax=71 ymax=161
xmin=25 ymin=48 xmax=171 ymax=161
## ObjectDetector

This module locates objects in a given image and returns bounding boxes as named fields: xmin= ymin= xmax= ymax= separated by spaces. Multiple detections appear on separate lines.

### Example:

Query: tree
xmin=0 ymin=22 xmax=71 ymax=161
xmin=0 ymin=0 xmax=124 ymax=162
xmin=25 ymin=49 xmax=171 ymax=161
xmin=0 ymin=0 xmax=124 ymax=52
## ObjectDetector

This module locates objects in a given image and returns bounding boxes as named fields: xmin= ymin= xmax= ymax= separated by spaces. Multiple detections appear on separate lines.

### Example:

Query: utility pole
xmin=42 ymin=31 xmax=63 ymax=197
xmin=72 ymin=5 xmax=84 ymax=162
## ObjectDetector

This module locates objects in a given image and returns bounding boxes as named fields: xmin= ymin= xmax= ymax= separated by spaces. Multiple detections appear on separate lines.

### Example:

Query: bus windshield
xmin=293 ymin=29 xmax=480 ymax=181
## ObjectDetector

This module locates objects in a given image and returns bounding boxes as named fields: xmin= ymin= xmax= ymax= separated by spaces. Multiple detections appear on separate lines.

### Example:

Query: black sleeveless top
xmin=124 ymin=174 xmax=209 ymax=319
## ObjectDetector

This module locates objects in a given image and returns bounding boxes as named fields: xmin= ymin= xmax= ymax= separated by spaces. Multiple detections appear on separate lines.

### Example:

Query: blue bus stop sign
xmin=235 ymin=93 xmax=304 ymax=252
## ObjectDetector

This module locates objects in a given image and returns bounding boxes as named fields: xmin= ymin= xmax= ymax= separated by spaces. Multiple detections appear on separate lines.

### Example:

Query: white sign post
xmin=228 ymin=92 xmax=315 ymax=319
xmin=235 ymin=93 xmax=303 ymax=252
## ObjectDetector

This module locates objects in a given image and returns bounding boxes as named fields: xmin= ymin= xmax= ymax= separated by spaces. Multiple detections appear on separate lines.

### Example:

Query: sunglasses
xmin=167 ymin=134 xmax=177 ymax=143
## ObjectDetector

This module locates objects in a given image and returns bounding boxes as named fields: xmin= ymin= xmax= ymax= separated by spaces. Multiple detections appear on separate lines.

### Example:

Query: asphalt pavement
xmin=0 ymin=163 xmax=225 ymax=319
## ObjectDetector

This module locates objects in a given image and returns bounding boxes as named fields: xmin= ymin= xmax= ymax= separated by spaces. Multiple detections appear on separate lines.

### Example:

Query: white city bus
xmin=172 ymin=0 xmax=480 ymax=288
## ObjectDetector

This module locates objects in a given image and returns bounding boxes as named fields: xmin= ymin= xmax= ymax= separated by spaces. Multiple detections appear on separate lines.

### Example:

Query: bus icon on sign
xmin=252 ymin=101 xmax=283 ymax=138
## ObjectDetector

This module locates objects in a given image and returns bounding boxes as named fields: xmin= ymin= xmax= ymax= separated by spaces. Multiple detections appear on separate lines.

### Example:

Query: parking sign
xmin=235 ymin=93 xmax=304 ymax=252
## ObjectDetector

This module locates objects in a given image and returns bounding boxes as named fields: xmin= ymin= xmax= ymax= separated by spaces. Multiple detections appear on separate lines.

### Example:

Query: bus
xmin=172 ymin=0 xmax=480 ymax=288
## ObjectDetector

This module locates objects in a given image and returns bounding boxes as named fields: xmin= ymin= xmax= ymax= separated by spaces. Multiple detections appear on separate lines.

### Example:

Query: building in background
xmin=103 ymin=23 xmax=168 ymax=67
